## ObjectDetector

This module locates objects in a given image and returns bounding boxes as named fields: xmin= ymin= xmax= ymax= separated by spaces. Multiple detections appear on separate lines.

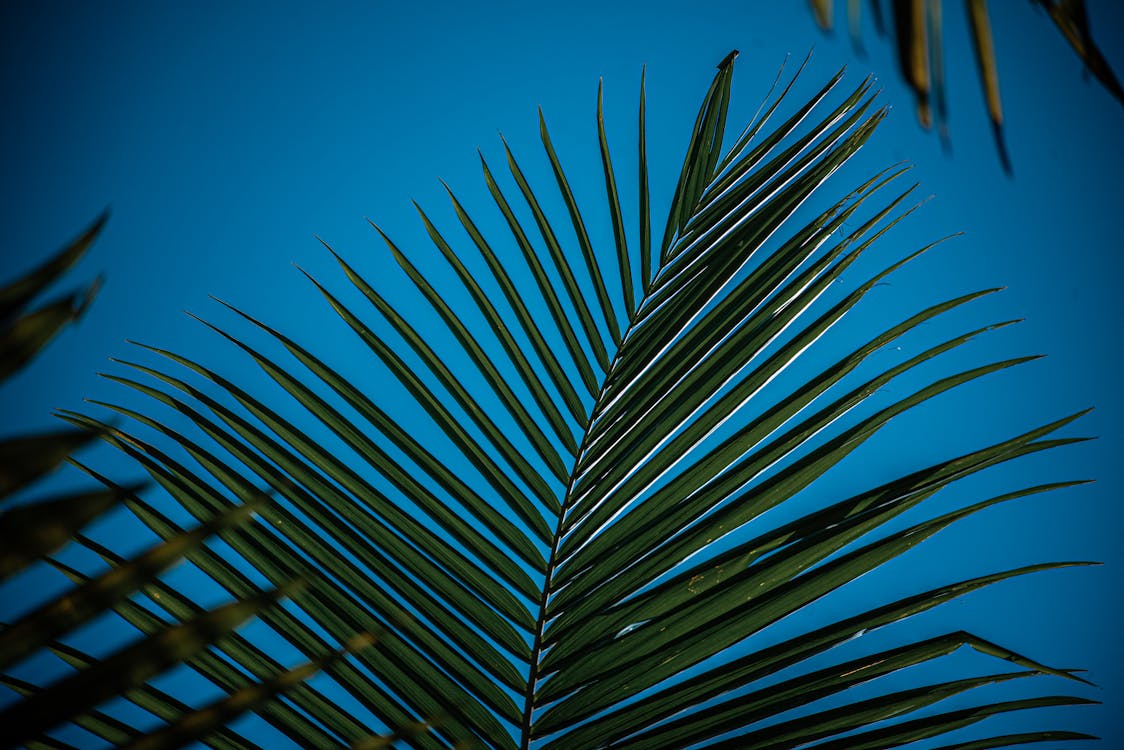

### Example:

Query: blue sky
xmin=2 ymin=1 xmax=1122 ymax=747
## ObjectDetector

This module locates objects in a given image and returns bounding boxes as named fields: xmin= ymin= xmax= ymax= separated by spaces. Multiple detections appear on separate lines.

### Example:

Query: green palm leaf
xmin=808 ymin=0 xmax=1123 ymax=171
xmin=0 ymin=220 xmax=328 ymax=749
xmin=0 ymin=583 xmax=297 ymax=749
xmin=70 ymin=53 xmax=1093 ymax=748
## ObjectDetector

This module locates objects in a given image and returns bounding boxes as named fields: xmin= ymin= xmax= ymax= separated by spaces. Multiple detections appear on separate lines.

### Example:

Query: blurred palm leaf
xmin=0 ymin=215 xmax=105 ymax=501
xmin=63 ymin=53 xmax=1098 ymax=748
xmin=808 ymin=0 xmax=1124 ymax=171
xmin=0 ymin=221 xmax=350 ymax=749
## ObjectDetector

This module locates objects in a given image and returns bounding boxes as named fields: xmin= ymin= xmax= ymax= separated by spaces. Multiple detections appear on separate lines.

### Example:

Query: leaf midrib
xmin=517 ymin=308 xmax=642 ymax=749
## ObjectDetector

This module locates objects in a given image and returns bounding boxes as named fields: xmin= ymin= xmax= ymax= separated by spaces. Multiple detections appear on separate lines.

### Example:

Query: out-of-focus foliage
xmin=807 ymin=0 xmax=1123 ymax=171
xmin=0 ymin=219 xmax=354 ymax=750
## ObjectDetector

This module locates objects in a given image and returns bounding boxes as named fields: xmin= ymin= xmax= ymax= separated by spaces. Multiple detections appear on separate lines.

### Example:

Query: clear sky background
xmin=1 ymin=1 xmax=1122 ymax=747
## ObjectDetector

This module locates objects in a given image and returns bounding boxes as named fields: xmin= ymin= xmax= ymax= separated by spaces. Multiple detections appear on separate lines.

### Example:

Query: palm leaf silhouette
xmin=0 ymin=219 xmax=321 ymax=750
xmin=33 ymin=53 xmax=1095 ymax=748
xmin=808 ymin=0 xmax=1124 ymax=172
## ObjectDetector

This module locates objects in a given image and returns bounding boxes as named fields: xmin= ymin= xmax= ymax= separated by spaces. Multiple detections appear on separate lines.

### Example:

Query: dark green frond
xmin=0 ymin=584 xmax=295 ymax=749
xmin=40 ymin=53 xmax=1095 ymax=750
xmin=808 ymin=0 xmax=1122 ymax=170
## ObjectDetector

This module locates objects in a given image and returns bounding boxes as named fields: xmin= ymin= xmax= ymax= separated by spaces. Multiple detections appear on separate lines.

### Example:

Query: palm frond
xmin=809 ymin=0 xmax=1123 ymax=171
xmin=112 ymin=632 xmax=381 ymax=750
xmin=0 ymin=583 xmax=296 ymax=749
xmin=64 ymin=54 xmax=1095 ymax=749
xmin=0 ymin=214 xmax=106 ymax=501
xmin=0 ymin=219 xmax=321 ymax=750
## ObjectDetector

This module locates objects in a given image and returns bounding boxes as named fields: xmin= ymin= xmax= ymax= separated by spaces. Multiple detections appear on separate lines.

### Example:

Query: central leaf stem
xmin=517 ymin=331 xmax=634 ymax=750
